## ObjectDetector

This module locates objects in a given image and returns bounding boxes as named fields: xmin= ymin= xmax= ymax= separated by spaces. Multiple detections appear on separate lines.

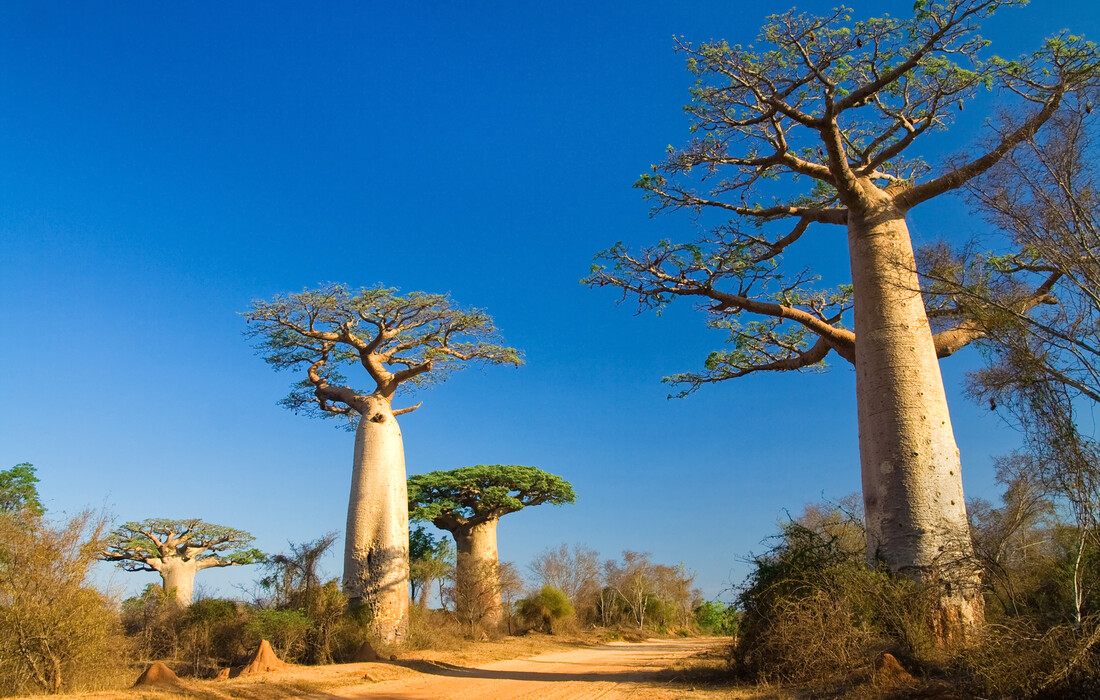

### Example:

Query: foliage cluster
xmin=0 ymin=463 xmax=44 ymax=517
xmin=516 ymin=585 xmax=574 ymax=634
xmin=692 ymin=600 xmax=739 ymax=637
xmin=244 ymin=284 xmax=522 ymax=425
xmin=408 ymin=465 xmax=576 ymax=526
xmin=409 ymin=525 xmax=455 ymax=609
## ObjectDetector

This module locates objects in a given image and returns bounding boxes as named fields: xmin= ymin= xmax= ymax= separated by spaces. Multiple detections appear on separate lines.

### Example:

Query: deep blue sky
xmin=2 ymin=1 xmax=1099 ymax=602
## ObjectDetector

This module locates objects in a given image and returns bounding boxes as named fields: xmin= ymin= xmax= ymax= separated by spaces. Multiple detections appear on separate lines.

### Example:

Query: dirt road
xmin=354 ymin=637 xmax=727 ymax=699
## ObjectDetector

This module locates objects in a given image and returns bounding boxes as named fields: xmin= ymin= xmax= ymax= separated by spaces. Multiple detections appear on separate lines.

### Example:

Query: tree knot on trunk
xmin=369 ymin=412 xmax=386 ymax=423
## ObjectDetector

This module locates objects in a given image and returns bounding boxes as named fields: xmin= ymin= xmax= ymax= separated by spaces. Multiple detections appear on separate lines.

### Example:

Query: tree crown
xmin=0 ymin=463 xmax=45 ymax=517
xmin=244 ymin=283 xmax=522 ymax=425
xmin=101 ymin=518 xmax=263 ymax=572
xmin=586 ymin=0 xmax=1100 ymax=394
xmin=408 ymin=465 xmax=575 ymax=529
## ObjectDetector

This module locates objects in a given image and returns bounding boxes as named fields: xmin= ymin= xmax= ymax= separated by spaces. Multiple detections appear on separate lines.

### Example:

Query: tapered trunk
xmin=343 ymin=396 xmax=410 ymax=643
xmin=159 ymin=557 xmax=200 ymax=605
xmin=848 ymin=198 xmax=984 ymax=642
xmin=451 ymin=519 xmax=503 ymax=629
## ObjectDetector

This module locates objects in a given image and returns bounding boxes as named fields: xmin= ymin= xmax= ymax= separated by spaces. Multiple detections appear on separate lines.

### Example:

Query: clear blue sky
xmin=2 ymin=1 xmax=1098 ymax=602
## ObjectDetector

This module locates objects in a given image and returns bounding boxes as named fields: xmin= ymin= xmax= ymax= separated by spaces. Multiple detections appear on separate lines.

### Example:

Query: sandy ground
xmin=350 ymin=637 xmax=727 ymax=699
xmin=8 ymin=636 xmax=750 ymax=700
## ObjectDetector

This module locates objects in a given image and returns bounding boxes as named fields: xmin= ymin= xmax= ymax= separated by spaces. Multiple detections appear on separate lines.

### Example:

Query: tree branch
xmin=897 ymin=90 xmax=1065 ymax=209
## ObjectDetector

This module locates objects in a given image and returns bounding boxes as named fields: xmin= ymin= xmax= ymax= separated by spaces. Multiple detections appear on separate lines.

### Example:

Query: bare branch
xmin=898 ymin=91 xmax=1067 ymax=209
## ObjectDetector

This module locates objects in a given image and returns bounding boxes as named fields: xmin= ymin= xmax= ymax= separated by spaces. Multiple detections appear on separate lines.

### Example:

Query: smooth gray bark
xmin=848 ymin=200 xmax=983 ymax=639
xmin=451 ymin=518 xmax=503 ymax=629
xmin=343 ymin=396 xmax=410 ymax=643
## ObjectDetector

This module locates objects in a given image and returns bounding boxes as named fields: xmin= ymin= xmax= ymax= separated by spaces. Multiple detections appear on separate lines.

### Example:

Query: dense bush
xmin=120 ymin=584 xmax=185 ymax=662
xmin=516 ymin=585 xmax=575 ymax=633
xmin=178 ymin=597 xmax=247 ymax=676
xmin=0 ymin=508 xmax=130 ymax=695
xmin=961 ymin=615 xmax=1100 ymax=699
xmin=735 ymin=515 xmax=934 ymax=684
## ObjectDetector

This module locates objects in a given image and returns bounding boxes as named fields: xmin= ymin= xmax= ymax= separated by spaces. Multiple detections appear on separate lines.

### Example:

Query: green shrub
xmin=244 ymin=608 xmax=312 ymax=662
xmin=516 ymin=585 xmax=574 ymax=634
xmin=179 ymin=598 xmax=246 ymax=676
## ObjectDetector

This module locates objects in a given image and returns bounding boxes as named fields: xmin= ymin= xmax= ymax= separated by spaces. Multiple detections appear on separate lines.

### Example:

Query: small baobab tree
xmin=244 ymin=284 xmax=521 ymax=642
xmin=101 ymin=519 xmax=262 ymax=605
xmin=408 ymin=465 xmax=575 ymax=629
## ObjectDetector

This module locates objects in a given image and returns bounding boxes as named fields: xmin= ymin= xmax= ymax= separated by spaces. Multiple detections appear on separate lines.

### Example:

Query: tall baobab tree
xmin=408 ymin=465 xmax=575 ymax=628
xmin=101 ymin=519 xmax=262 ymax=605
xmin=245 ymin=284 xmax=521 ymax=642
xmin=587 ymin=0 xmax=1100 ymax=641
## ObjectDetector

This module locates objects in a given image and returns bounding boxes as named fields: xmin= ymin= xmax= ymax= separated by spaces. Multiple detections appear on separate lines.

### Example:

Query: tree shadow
xmin=386 ymin=643 xmax=709 ymax=684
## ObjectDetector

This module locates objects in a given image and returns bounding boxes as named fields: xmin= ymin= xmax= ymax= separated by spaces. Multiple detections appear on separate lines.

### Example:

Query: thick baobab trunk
xmin=158 ymin=557 xmax=201 ymax=605
xmin=344 ymin=396 xmax=410 ymax=643
xmin=451 ymin=519 xmax=503 ymax=629
xmin=847 ymin=197 xmax=984 ymax=642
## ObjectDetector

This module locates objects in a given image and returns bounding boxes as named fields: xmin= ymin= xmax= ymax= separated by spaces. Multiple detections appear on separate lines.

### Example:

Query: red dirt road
xmin=354 ymin=637 xmax=727 ymax=699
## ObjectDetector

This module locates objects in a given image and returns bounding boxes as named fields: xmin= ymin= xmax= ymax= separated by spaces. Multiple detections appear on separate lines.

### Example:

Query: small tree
xmin=259 ymin=532 xmax=347 ymax=664
xmin=409 ymin=525 xmax=454 ymax=609
xmin=102 ymin=518 xmax=263 ymax=605
xmin=409 ymin=465 xmax=575 ymax=629
xmin=528 ymin=543 xmax=602 ymax=621
xmin=497 ymin=562 xmax=525 ymax=634
xmin=245 ymin=284 xmax=521 ymax=642
xmin=0 ymin=463 xmax=45 ymax=516
xmin=599 ymin=551 xmax=701 ymax=631
xmin=0 ymin=509 xmax=125 ymax=694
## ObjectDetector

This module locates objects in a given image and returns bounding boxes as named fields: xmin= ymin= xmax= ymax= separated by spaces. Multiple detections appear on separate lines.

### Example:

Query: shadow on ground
xmin=388 ymin=658 xmax=650 ymax=684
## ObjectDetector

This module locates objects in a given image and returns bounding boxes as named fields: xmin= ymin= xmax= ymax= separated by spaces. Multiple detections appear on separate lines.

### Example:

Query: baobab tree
xmin=245 ymin=284 xmax=521 ymax=642
xmin=101 ymin=519 xmax=262 ymax=605
xmin=587 ymin=0 xmax=1100 ymax=640
xmin=408 ymin=465 xmax=575 ymax=628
